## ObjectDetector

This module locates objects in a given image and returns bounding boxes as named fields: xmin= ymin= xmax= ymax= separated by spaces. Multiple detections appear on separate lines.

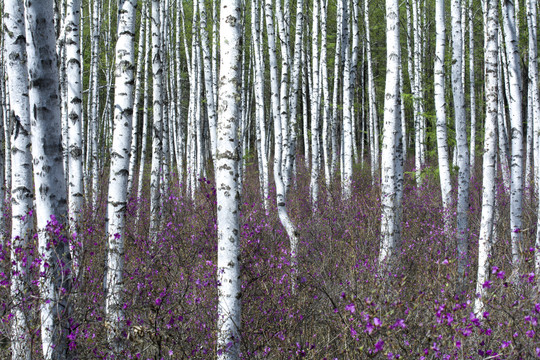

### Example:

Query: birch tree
xmin=65 ymin=0 xmax=83 ymax=268
xmin=379 ymin=0 xmax=403 ymax=266
xmin=4 ymin=0 xmax=33 ymax=357
xmin=434 ymin=0 xmax=452 ymax=221
xmin=501 ymin=0 xmax=524 ymax=270
xmin=105 ymin=0 xmax=136 ymax=352
xmin=127 ymin=1 xmax=148 ymax=199
xmin=451 ymin=0 xmax=470 ymax=280
xmin=24 ymin=0 xmax=73 ymax=357
xmin=265 ymin=0 xmax=299 ymax=281
xmin=150 ymin=0 xmax=163 ymax=240
xmin=474 ymin=0 xmax=498 ymax=314
xmin=216 ymin=1 xmax=242 ymax=357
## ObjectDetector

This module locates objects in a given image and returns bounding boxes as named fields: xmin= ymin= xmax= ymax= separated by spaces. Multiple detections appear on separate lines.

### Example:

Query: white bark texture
xmin=199 ymin=0 xmax=218 ymax=165
xmin=265 ymin=0 xmax=299 ymax=283
xmin=105 ymin=0 xmax=136 ymax=352
xmin=379 ymin=0 xmax=403 ymax=266
xmin=127 ymin=1 xmax=148 ymax=198
xmin=150 ymin=0 xmax=163 ymax=240
xmin=342 ymin=1 xmax=353 ymax=199
xmin=310 ymin=0 xmax=321 ymax=205
xmin=468 ymin=0 xmax=477 ymax=172
xmin=216 ymin=2 xmax=242 ymax=359
xmin=4 ymin=0 xmax=33 ymax=357
xmin=451 ymin=0 xmax=470 ymax=280
xmin=24 ymin=0 xmax=73 ymax=357
xmin=65 ymin=0 xmax=83 ymax=266
xmin=434 ymin=0 xmax=452 ymax=216
xmin=475 ymin=0 xmax=498 ymax=315
xmin=502 ymin=0 xmax=524 ymax=268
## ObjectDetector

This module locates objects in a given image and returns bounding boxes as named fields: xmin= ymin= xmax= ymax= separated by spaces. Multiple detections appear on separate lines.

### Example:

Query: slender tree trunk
xmin=150 ymin=0 xmax=163 ymax=241
xmin=469 ymin=0 xmax=477 ymax=172
xmin=137 ymin=10 xmax=152 ymax=218
xmin=310 ymin=0 xmax=321 ymax=205
xmin=24 ymin=0 xmax=73 ymax=357
xmin=451 ymin=0 xmax=470 ymax=281
xmin=434 ymin=0 xmax=452 ymax=222
xmin=502 ymin=0 xmax=524 ymax=269
xmin=265 ymin=0 xmax=299 ymax=286
xmin=105 ymin=0 xmax=136 ymax=353
xmin=475 ymin=0 xmax=498 ymax=314
xmin=127 ymin=2 xmax=148 ymax=199
xmin=216 ymin=3 xmax=242 ymax=358
xmin=379 ymin=0 xmax=403 ymax=266
xmin=365 ymin=0 xmax=379 ymax=180
xmin=199 ymin=0 xmax=217 ymax=166
xmin=4 ymin=1 xmax=33 ymax=357
xmin=342 ymin=1 xmax=353 ymax=199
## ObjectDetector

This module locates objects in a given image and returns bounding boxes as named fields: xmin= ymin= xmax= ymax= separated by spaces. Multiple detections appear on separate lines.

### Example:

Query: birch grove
xmin=1 ymin=0 xmax=540 ymax=357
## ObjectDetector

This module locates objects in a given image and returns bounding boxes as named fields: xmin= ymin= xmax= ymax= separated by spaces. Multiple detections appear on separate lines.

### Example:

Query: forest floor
xmin=1 ymin=159 xmax=540 ymax=359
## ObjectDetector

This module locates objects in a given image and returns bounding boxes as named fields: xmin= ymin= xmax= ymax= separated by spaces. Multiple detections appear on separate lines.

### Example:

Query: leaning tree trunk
xmin=216 ymin=3 xmax=243 ymax=359
xmin=24 ymin=0 xmax=73 ymax=358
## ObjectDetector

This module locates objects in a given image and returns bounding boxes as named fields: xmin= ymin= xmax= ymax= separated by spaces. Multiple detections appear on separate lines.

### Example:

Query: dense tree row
xmin=2 ymin=0 xmax=540 ymax=358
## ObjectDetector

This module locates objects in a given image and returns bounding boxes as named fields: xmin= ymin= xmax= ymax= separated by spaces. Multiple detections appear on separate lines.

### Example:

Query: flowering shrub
xmin=0 ymin=161 xmax=539 ymax=359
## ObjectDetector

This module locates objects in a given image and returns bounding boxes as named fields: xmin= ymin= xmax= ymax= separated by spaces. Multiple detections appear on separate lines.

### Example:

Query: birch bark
xmin=216 ymin=2 xmax=242 ymax=358
xmin=475 ymin=0 xmax=498 ymax=315
xmin=451 ymin=0 xmax=471 ymax=279
xmin=502 ymin=0 xmax=524 ymax=269
xmin=4 ymin=1 xmax=33 ymax=357
xmin=105 ymin=0 xmax=136 ymax=351
xmin=24 ymin=0 xmax=73 ymax=357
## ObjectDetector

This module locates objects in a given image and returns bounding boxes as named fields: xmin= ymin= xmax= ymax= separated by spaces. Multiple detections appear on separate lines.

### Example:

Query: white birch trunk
xmin=265 ymin=0 xmax=299 ymax=285
xmin=342 ymin=1 xmax=353 ymax=199
xmin=475 ymin=0 xmax=498 ymax=314
xmin=379 ymin=0 xmax=403 ymax=265
xmin=497 ymin=51 xmax=511 ymax=190
xmin=310 ymin=0 xmax=321 ymax=205
xmin=199 ymin=0 xmax=217 ymax=165
xmin=251 ymin=0 xmax=269 ymax=211
xmin=65 ymin=0 xmax=83 ymax=264
xmin=502 ymin=0 xmax=524 ymax=269
xmin=90 ymin=0 xmax=101 ymax=206
xmin=469 ymin=0 xmax=477 ymax=172
xmin=216 ymin=3 xmax=242 ymax=358
xmin=137 ymin=12 xmax=152 ymax=214
xmin=331 ymin=0 xmax=342 ymax=177
xmin=127 ymin=2 xmax=148 ymax=199
xmin=105 ymin=0 xmax=136 ymax=352
xmin=451 ymin=0 xmax=470 ymax=279
xmin=4 ymin=1 xmax=33 ymax=357
xmin=434 ymin=0 xmax=452 ymax=218
xmin=320 ymin=0 xmax=331 ymax=189
xmin=150 ymin=0 xmax=163 ymax=240
xmin=365 ymin=0 xmax=379 ymax=179
xmin=24 ymin=0 xmax=73 ymax=357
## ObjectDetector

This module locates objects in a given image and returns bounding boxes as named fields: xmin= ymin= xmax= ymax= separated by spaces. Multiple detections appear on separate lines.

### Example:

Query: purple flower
xmin=483 ymin=280 xmax=492 ymax=289
xmin=373 ymin=317 xmax=381 ymax=327
xmin=374 ymin=339 xmax=384 ymax=352
xmin=345 ymin=303 xmax=355 ymax=313
xmin=527 ymin=330 xmax=535 ymax=338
